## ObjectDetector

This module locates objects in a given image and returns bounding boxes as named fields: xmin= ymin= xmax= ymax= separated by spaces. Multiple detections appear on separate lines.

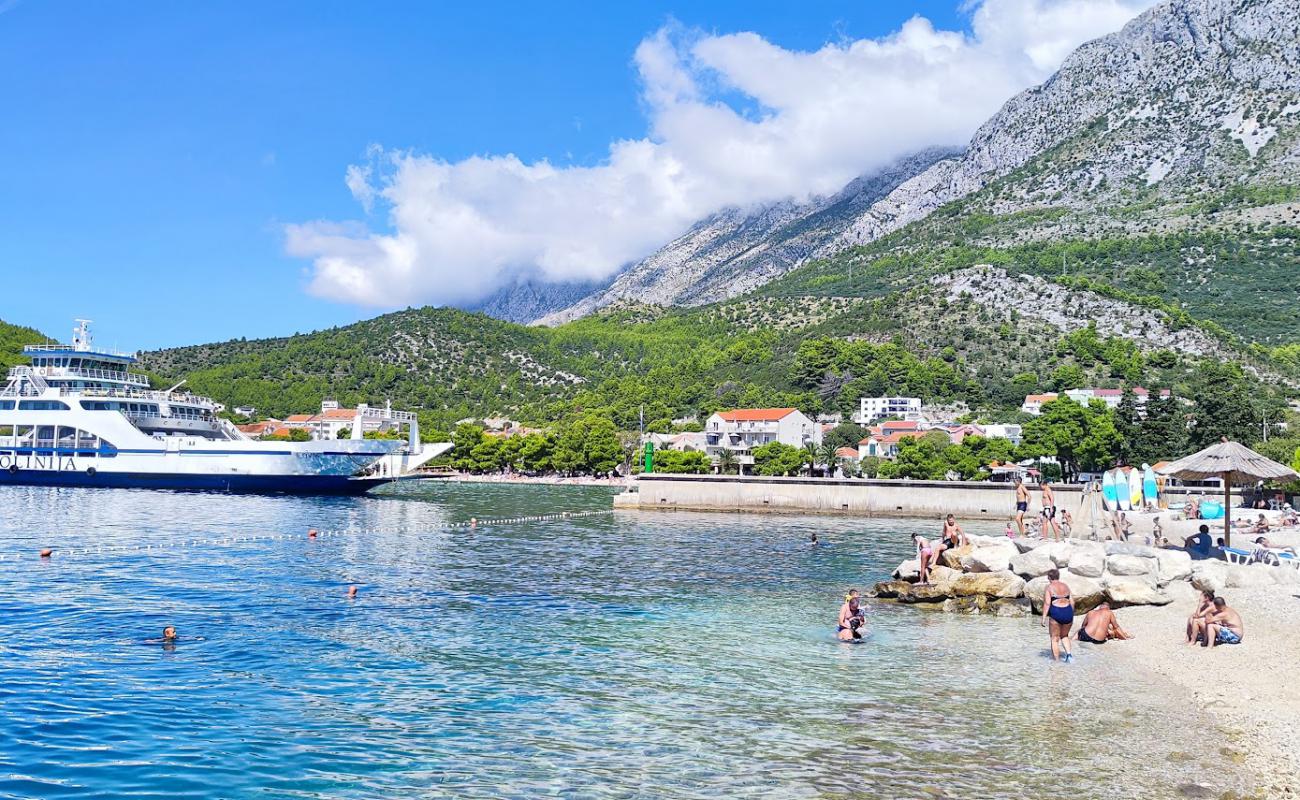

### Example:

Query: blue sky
xmin=0 ymin=1 xmax=1146 ymax=350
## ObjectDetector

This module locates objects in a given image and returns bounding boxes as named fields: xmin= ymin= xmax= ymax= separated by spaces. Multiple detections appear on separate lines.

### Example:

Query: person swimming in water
xmin=1040 ymin=568 xmax=1075 ymax=662
xmin=837 ymin=590 xmax=865 ymax=641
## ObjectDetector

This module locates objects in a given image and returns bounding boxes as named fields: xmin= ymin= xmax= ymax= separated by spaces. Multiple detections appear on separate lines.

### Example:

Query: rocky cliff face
xmin=538 ymin=0 xmax=1300 ymax=324
xmin=533 ymin=147 xmax=958 ymax=325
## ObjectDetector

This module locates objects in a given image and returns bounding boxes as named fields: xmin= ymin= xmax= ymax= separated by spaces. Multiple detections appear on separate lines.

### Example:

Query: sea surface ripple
xmin=0 ymin=482 xmax=1253 ymax=799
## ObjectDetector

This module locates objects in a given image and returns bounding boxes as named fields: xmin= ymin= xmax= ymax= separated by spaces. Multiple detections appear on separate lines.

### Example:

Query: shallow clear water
xmin=0 ymin=482 xmax=1256 ymax=799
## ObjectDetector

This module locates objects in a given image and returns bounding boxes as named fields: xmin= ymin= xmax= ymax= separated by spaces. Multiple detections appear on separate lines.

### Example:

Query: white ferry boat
xmin=0 ymin=320 xmax=450 ymax=494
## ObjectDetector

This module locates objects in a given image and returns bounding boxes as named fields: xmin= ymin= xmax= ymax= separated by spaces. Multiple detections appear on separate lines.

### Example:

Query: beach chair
xmin=1221 ymin=547 xmax=1254 ymax=565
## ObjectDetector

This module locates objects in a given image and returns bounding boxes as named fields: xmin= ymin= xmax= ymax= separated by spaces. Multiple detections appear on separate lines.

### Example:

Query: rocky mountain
xmin=540 ymin=0 xmax=1300 ymax=324
xmin=533 ymin=147 xmax=958 ymax=325
xmin=466 ymin=276 xmax=610 ymax=324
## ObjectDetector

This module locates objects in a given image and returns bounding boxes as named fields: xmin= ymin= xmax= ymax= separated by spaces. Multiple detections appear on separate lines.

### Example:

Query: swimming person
xmin=809 ymin=532 xmax=820 ymax=546
xmin=1075 ymin=601 xmax=1132 ymax=644
xmin=1040 ymin=483 xmax=1061 ymax=541
xmin=1014 ymin=478 xmax=1030 ymax=536
xmin=913 ymin=532 xmax=934 ymax=584
xmin=1203 ymin=597 xmax=1244 ymax=647
xmin=348 ymin=585 xmax=359 ymax=599
xmin=163 ymin=626 xmax=177 ymax=642
xmin=1186 ymin=588 xmax=1216 ymax=644
xmin=1040 ymin=568 xmax=1075 ymax=662
xmin=837 ymin=590 xmax=865 ymax=641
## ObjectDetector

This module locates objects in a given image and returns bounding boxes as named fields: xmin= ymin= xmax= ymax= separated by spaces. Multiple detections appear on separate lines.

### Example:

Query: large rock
xmin=1103 ymin=576 xmax=1172 ymax=607
xmin=893 ymin=559 xmax=921 ymax=582
xmin=942 ymin=596 xmax=987 ymax=614
xmin=898 ymin=583 xmax=950 ymax=603
xmin=1106 ymin=554 xmax=1157 ymax=578
xmin=1154 ymin=549 xmax=1193 ymax=584
xmin=871 ymin=580 xmax=913 ymax=598
xmin=939 ymin=545 xmax=973 ymax=570
xmin=989 ymin=597 xmax=1032 ymax=617
xmin=1067 ymin=545 xmax=1106 ymax=578
xmin=1011 ymin=537 xmax=1041 ymax=554
xmin=962 ymin=541 xmax=1020 ymax=573
xmin=1042 ymin=542 xmax=1073 ymax=567
xmin=1225 ymin=563 xmax=1278 ymax=588
xmin=1190 ymin=561 xmax=1228 ymax=594
xmin=928 ymin=565 xmax=962 ymax=589
xmin=1009 ymin=548 xmax=1056 ymax=579
xmin=1025 ymin=572 xmax=1105 ymax=614
xmin=1105 ymin=541 xmax=1160 ymax=559
xmin=949 ymin=570 xmax=1025 ymax=599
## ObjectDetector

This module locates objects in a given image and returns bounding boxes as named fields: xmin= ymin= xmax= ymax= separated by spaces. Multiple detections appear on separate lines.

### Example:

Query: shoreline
xmin=1106 ymin=588 xmax=1300 ymax=795
xmin=441 ymin=473 xmax=629 ymax=488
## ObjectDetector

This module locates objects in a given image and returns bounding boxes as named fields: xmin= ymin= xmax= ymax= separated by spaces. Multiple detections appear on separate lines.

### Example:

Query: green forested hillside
xmin=0 ymin=320 xmax=51 ymax=370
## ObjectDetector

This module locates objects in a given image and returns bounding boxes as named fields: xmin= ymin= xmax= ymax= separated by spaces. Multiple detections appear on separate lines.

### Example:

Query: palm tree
xmin=716 ymin=447 xmax=738 ymax=475
xmin=818 ymin=441 xmax=841 ymax=477
xmin=803 ymin=442 xmax=820 ymax=476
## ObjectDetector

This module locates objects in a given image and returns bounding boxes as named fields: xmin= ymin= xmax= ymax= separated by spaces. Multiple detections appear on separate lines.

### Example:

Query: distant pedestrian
xmin=1014 ymin=478 xmax=1030 ymax=536
xmin=1040 ymin=483 xmax=1061 ymax=541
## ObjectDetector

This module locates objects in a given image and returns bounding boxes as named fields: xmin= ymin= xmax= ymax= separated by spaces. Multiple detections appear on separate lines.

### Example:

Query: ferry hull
xmin=0 ymin=469 xmax=391 ymax=495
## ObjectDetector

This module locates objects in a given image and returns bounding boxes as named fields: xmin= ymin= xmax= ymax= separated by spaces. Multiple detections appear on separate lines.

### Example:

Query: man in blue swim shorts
xmin=1204 ymin=597 xmax=1244 ymax=647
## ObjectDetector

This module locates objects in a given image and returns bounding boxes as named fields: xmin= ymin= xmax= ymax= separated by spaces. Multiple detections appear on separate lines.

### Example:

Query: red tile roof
xmin=319 ymin=408 xmax=358 ymax=420
xmin=716 ymin=408 xmax=797 ymax=422
xmin=880 ymin=420 xmax=921 ymax=431
xmin=284 ymin=414 xmax=314 ymax=423
xmin=1024 ymin=393 xmax=1058 ymax=403
xmin=835 ymin=447 xmax=859 ymax=458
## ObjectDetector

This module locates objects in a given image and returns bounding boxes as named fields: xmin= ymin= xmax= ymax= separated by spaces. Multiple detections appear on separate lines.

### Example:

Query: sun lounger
xmin=1222 ymin=547 xmax=1254 ymax=565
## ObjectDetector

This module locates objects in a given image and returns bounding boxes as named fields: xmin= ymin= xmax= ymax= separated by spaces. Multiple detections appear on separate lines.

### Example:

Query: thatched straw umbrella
xmin=1157 ymin=438 xmax=1298 ymax=547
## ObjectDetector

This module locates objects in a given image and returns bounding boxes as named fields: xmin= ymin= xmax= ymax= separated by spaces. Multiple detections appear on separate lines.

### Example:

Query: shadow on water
xmin=0 ymin=482 xmax=1258 ymax=799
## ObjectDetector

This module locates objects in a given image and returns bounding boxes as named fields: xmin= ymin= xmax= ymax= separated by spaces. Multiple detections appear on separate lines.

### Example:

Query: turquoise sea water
xmin=0 ymin=482 xmax=1256 ymax=799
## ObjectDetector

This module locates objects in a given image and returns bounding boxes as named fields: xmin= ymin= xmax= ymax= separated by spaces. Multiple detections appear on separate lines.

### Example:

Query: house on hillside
xmin=855 ymin=396 xmax=922 ymax=424
xmin=280 ymin=400 xmax=402 ymax=440
xmin=704 ymin=408 xmax=821 ymax=467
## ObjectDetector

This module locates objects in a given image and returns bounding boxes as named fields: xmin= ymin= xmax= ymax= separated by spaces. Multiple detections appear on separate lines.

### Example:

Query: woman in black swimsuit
xmin=1040 ymin=568 xmax=1075 ymax=663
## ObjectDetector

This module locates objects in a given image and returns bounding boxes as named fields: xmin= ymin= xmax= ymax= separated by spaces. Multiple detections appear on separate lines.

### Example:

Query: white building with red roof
xmin=280 ymin=399 xmax=403 ymax=440
xmin=704 ymin=407 xmax=821 ymax=465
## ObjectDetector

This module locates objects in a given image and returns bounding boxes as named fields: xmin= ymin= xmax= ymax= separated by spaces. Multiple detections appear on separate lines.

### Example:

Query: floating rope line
xmin=0 ymin=508 xmax=615 ymax=561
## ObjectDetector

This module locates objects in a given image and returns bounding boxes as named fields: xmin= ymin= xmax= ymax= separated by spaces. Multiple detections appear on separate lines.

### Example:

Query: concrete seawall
xmin=615 ymin=474 xmax=1234 ymax=522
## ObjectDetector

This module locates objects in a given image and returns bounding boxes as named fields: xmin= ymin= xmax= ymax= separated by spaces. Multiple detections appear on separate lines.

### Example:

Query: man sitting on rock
xmin=1183 ymin=524 xmax=1213 ymax=557
xmin=1203 ymin=597 xmax=1244 ymax=647
xmin=1075 ymin=601 xmax=1132 ymax=645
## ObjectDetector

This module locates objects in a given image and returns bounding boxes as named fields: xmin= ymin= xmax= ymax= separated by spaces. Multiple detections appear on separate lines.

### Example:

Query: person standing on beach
xmin=1040 ymin=568 xmax=1075 ymax=662
xmin=1014 ymin=478 xmax=1030 ymax=536
xmin=1040 ymin=482 xmax=1061 ymax=541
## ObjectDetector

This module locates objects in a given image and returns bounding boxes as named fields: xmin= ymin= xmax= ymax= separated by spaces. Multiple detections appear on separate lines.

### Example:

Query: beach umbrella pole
xmin=1224 ymin=471 xmax=1231 ymax=548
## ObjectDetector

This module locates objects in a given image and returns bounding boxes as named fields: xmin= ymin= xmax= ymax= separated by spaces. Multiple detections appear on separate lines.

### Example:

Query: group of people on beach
xmin=1184 ymin=589 xmax=1245 ymax=647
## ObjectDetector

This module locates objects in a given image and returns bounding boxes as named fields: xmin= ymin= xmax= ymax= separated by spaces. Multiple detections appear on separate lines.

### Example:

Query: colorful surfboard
xmin=1142 ymin=464 xmax=1158 ymax=504
xmin=1117 ymin=469 xmax=1132 ymax=511
xmin=1101 ymin=469 xmax=1119 ymax=511
xmin=1128 ymin=467 xmax=1143 ymax=509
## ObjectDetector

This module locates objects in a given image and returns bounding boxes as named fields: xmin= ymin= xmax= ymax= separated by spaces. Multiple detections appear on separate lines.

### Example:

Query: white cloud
xmin=290 ymin=0 xmax=1158 ymax=309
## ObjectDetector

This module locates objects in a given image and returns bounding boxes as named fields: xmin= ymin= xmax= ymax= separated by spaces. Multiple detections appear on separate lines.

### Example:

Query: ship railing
xmin=1 ymin=366 xmax=50 ymax=397
xmin=57 ymin=387 xmax=218 ymax=406
xmin=31 ymin=367 xmax=150 ymax=386
xmin=23 ymin=343 xmax=137 ymax=358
